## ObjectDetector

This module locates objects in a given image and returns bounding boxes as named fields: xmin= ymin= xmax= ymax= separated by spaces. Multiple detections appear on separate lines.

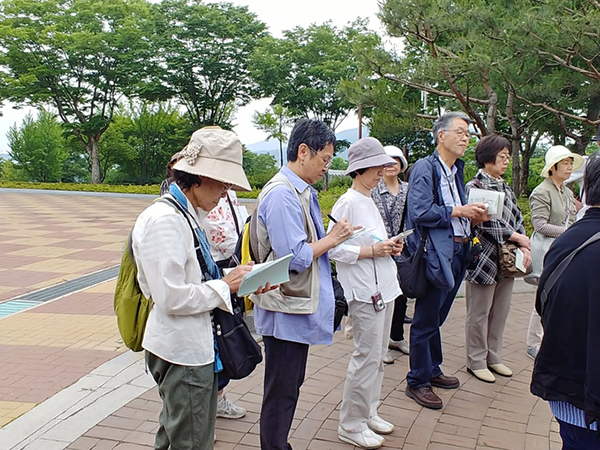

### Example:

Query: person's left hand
xmin=252 ymin=282 xmax=279 ymax=295
xmin=521 ymin=247 xmax=532 ymax=268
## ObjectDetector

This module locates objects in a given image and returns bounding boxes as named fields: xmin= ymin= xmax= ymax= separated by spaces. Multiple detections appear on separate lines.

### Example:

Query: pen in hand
xmin=327 ymin=214 xmax=338 ymax=224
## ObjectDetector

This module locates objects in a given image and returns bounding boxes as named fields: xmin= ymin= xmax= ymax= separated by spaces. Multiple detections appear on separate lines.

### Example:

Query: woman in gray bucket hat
xmin=328 ymin=137 xmax=404 ymax=448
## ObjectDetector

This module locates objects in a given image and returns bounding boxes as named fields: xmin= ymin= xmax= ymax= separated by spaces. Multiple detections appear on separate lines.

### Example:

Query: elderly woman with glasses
xmin=464 ymin=134 xmax=531 ymax=383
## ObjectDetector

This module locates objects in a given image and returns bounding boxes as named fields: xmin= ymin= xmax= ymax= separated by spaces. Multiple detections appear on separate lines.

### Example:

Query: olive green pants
xmin=146 ymin=351 xmax=218 ymax=450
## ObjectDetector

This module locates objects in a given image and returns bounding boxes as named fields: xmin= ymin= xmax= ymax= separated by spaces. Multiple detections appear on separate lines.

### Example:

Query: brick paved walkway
xmin=0 ymin=189 xmax=561 ymax=450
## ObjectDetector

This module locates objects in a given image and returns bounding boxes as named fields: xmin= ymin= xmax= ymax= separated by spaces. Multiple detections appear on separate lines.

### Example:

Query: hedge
xmin=0 ymin=181 xmax=260 ymax=198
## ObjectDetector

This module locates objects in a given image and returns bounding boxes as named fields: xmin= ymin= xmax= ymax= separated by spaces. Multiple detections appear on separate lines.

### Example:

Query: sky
xmin=0 ymin=0 xmax=386 ymax=155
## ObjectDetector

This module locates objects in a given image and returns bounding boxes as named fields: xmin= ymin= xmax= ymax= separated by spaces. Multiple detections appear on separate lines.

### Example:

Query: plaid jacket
xmin=465 ymin=170 xmax=526 ymax=284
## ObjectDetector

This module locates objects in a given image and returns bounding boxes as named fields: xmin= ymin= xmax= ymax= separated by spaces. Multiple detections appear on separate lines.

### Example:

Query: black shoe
xmin=404 ymin=315 xmax=413 ymax=324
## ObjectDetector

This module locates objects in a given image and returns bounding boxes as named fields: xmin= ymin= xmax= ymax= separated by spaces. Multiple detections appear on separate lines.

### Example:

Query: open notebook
xmin=224 ymin=253 xmax=293 ymax=297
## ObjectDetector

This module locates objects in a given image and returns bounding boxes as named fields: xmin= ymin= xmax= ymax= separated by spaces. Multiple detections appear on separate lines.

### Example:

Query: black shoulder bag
xmin=163 ymin=197 xmax=262 ymax=380
xmin=395 ymin=160 xmax=438 ymax=298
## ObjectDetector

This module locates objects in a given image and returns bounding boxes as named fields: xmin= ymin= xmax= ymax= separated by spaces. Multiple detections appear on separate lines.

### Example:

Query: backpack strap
xmin=159 ymin=197 xmax=212 ymax=281
xmin=225 ymin=192 xmax=241 ymax=236
xmin=539 ymin=230 xmax=600 ymax=315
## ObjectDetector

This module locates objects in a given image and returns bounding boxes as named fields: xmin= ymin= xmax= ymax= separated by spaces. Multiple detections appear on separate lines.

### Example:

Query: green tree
xmin=329 ymin=157 xmax=348 ymax=171
xmin=242 ymin=150 xmax=278 ymax=188
xmin=7 ymin=110 xmax=67 ymax=182
xmin=0 ymin=0 xmax=152 ymax=183
xmin=118 ymin=103 xmax=192 ymax=184
xmin=146 ymin=0 xmax=267 ymax=128
xmin=252 ymin=104 xmax=293 ymax=167
xmin=252 ymin=21 xmax=380 ymax=131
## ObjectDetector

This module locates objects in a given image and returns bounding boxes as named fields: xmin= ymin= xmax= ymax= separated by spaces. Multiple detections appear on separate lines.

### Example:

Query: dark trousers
xmin=558 ymin=419 xmax=600 ymax=450
xmin=146 ymin=351 xmax=218 ymax=450
xmin=260 ymin=336 xmax=309 ymax=450
xmin=407 ymin=243 xmax=467 ymax=388
xmin=390 ymin=294 xmax=408 ymax=342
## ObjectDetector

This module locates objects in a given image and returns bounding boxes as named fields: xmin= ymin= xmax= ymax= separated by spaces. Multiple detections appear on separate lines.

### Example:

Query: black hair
xmin=287 ymin=118 xmax=337 ymax=162
xmin=584 ymin=153 xmax=600 ymax=206
xmin=548 ymin=163 xmax=560 ymax=177
xmin=475 ymin=134 xmax=511 ymax=169
xmin=172 ymin=169 xmax=202 ymax=191
xmin=348 ymin=168 xmax=368 ymax=179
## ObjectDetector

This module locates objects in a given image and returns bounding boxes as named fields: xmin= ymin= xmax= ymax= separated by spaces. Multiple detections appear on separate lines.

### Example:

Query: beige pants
xmin=339 ymin=299 xmax=394 ymax=433
xmin=526 ymin=308 xmax=544 ymax=348
xmin=465 ymin=279 xmax=514 ymax=370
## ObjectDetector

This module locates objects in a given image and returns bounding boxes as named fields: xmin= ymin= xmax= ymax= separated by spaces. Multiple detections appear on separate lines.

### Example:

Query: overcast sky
xmin=0 ymin=0 xmax=385 ymax=154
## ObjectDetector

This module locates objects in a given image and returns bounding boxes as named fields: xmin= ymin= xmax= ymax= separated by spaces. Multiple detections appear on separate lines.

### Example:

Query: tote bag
xmin=523 ymin=231 xmax=555 ymax=286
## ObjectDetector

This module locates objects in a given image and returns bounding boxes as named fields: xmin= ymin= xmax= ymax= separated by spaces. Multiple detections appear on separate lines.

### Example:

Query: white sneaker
xmin=389 ymin=339 xmax=410 ymax=355
xmin=367 ymin=415 xmax=394 ymax=435
xmin=383 ymin=351 xmax=394 ymax=365
xmin=338 ymin=426 xmax=385 ymax=449
xmin=216 ymin=395 xmax=246 ymax=419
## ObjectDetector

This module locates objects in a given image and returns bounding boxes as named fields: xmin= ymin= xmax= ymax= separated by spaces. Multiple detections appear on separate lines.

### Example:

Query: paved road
xmin=0 ymin=189 xmax=560 ymax=450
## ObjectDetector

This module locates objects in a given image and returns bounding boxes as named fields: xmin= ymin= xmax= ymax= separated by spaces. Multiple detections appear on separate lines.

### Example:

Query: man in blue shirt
xmin=404 ymin=112 xmax=488 ymax=410
xmin=253 ymin=118 xmax=355 ymax=450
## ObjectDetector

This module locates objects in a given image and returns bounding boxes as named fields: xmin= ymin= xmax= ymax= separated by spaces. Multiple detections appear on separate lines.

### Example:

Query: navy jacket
xmin=405 ymin=151 xmax=467 ymax=291
xmin=531 ymin=207 xmax=600 ymax=430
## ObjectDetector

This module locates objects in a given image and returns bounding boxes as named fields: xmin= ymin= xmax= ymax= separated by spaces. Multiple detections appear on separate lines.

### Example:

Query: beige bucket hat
xmin=345 ymin=137 xmax=397 ymax=175
xmin=173 ymin=126 xmax=251 ymax=191
xmin=541 ymin=145 xmax=584 ymax=178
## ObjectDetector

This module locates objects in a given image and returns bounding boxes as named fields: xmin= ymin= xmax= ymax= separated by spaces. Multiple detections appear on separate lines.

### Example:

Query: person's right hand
xmin=328 ymin=218 xmax=356 ymax=246
xmin=454 ymin=203 xmax=488 ymax=220
xmin=222 ymin=263 xmax=254 ymax=293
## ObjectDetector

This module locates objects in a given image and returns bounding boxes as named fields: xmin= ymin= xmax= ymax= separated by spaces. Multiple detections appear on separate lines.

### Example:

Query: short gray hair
xmin=432 ymin=112 xmax=471 ymax=145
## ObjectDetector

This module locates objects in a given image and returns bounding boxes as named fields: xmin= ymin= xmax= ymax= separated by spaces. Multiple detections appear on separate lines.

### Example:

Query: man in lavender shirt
xmin=254 ymin=118 xmax=354 ymax=450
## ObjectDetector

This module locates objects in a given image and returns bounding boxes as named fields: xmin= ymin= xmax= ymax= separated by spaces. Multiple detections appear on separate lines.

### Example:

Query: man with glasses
xmin=403 ymin=112 xmax=489 ymax=409
xmin=251 ymin=118 xmax=355 ymax=449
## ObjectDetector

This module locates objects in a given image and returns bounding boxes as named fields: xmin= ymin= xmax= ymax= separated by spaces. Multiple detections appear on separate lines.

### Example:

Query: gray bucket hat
xmin=345 ymin=137 xmax=397 ymax=175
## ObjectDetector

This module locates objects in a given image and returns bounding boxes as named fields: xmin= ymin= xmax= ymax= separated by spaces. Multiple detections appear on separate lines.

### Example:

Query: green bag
xmin=114 ymin=231 xmax=153 ymax=352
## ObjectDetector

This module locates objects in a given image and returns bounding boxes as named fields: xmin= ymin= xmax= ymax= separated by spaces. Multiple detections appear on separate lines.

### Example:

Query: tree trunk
xmin=279 ymin=140 xmax=284 ymax=167
xmin=87 ymin=136 xmax=101 ymax=184
xmin=520 ymin=152 xmax=530 ymax=196
xmin=506 ymin=87 xmax=522 ymax=196
xmin=322 ymin=172 xmax=329 ymax=191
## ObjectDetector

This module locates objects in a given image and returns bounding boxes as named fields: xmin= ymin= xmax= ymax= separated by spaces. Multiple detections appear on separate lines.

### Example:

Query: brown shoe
xmin=429 ymin=374 xmax=460 ymax=389
xmin=405 ymin=385 xmax=443 ymax=410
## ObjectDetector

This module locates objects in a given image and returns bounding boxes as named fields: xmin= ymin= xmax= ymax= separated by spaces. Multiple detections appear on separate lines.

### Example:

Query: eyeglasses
xmin=497 ymin=154 xmax=512 ymax=162
xmin=306 ymin=145 xmax=333 ymax=168
xmin=445 ymin=129 xmax=471 ymax=139
xmin=221 ymin=182 xmax=233 ymax=194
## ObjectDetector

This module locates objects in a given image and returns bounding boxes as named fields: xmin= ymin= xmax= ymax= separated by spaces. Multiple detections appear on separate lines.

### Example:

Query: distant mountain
xmin=246 ymin=126 xmax=369 ymax=165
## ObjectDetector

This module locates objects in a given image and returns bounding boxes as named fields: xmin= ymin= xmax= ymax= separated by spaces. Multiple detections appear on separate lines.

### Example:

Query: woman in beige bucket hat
xmin=132 ymin=126 xmax=272 ymax=448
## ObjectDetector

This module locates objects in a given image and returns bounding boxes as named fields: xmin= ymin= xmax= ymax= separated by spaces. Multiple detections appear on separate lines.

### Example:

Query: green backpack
xmin=114 ymin=230 xmax=152 ymax=352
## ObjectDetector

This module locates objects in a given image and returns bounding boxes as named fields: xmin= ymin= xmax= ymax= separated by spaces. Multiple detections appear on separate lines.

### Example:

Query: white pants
xmin=526 ymin=308 xmax=544 ymax=348
xmin=465 ymin=279 xmax=514 ymax=370
xmin=339 ymin=299 xmax=394 ymax=433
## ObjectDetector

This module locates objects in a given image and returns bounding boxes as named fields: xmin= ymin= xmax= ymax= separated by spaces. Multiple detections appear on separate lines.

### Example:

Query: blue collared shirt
xmin=254 ymin=167 xmax=335 ymax=345
xmin=437 ymin=156 xmax=469 ymax=237
xmin=550 ymin=401 xmax=598 ymax=431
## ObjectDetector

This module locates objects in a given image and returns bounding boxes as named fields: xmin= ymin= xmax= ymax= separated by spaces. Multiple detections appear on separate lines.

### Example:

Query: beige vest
xmin=249 ymin=172 xmax=320 ymax=314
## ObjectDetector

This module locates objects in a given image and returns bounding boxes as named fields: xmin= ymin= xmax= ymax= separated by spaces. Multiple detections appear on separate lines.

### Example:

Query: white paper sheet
xmin=515 ymin=248 xmax=526 ymax=273
xmin=468 ymin=188 xmax=505 ymax=220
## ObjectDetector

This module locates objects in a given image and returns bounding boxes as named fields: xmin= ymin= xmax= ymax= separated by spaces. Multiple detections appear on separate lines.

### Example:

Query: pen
xmin=327 ymin=214 xmax=338 ymax=224
xmin=370 ymin=234 xmax=384 ymax=242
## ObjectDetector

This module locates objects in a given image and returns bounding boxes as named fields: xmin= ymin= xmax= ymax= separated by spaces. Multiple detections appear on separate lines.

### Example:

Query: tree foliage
xmin=252 ymin=21 xmax=380 ymax=131
xmin=0 ymin=0 xmax=152 ymax=183
xmin=146 ymin=0 xmax=267 ymax=128
xmin=252 ymin=104 xmax=293 ymax=167
xmin=242 ymin=150 xmax=278 ymax=188
xmin=7 ymin=110 xmax=67 ymax=182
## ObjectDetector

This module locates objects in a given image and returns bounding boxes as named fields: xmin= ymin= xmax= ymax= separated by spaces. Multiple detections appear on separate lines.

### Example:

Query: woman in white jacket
xmin=328 ymin=137 xmax=403 ymax=449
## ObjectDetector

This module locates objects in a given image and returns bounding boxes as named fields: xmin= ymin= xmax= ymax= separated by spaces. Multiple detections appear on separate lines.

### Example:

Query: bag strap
xmin=380 ymin=195 xmax=396 ymax=236
xmin=159 ymin=197 xmax=212 ymax=281
xmin=539 ymin=230 xmax=600 ymax=315
xmin=226 ymin=192 xmax=241 ymax=236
